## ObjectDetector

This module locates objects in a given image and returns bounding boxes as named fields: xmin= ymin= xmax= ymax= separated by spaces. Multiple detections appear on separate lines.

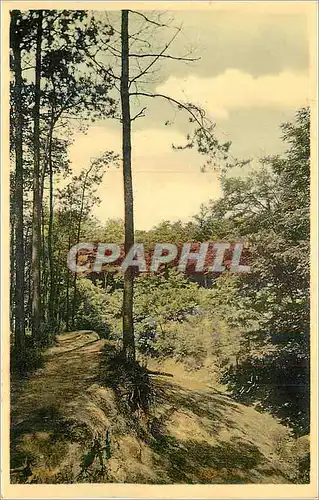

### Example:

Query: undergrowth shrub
xmin=223 ymin=344 xmax=310 ymax=436
xmin=11 ymin=336 xmax=44 ymax=377
xmin=74 ymin=278 xmax=111 ymax=337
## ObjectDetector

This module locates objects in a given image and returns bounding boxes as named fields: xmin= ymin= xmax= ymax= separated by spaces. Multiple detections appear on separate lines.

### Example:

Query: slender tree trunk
xmin=71 ymin=229 xmax=80 ymax=327
xmin=41 ymin=204 xmax=47 ymax=321
xmin=10 ymin=223 xmax=15 ymax=333
xmin=70 ymin=206 xmax=83 ymax=327
xmin=48 ymin=111 xmax=55 ymax=330
xmin=24 ymin=228 xmax=32 ymax=331
xmin=71 ymin=213 xmax=83 ymax=327
xmin=70 ymin=167 xmax=92 ymax=327
xmin=11 ymin=11 xmax=26 ymax=364
xmin=31 ymin=10 xmax=43 ymax=342
xmin=121 ymin=10 xmax=135 ymax=363
xmin=55 ymin=258 xmax=61 ymax=330
xmin=66 ymin=234 xmax=71 ymax=331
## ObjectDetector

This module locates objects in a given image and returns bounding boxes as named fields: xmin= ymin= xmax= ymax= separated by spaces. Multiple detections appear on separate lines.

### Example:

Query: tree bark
xmin=41 ymin=203 xmax=47 ymax=321
xmin=121 ymin=10 xmax=135 ymax=363
xmin=10 ymin=11 xmax=26 ymax=364
xmin=65 ymin=234 xmax=71 ymax=331
xmin=31 ymin=10 xmax=43 ymax=342
xmin=48 ymin=110 xmax=55 ymax=331
xmin=10 ymin=219 xmax=15 ymax=333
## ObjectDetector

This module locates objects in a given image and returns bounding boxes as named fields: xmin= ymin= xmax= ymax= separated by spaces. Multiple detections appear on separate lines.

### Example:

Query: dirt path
xmin=11 ymin=331 xmax=106 ymax=427
xmin=10 ymin=331 xmax=308 ymax=484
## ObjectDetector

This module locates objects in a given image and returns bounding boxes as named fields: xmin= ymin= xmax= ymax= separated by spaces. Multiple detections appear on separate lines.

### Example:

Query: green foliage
xmin=133 ymin=271 xmax=201 ymax=356
xmin=136 ymin=220 xmax=196 ymax=247
xmin=101 ymin=219 xmax=125 ymax=244
xmin=94 ymin=270 xmax=202 ymax=356
xmin=73 ymin=278 xmax=110 ymax=337
xmin=223 ymin=345 xmax=310 ymax=435
xmin=161 ymin=315 xmax=219 ymax=370
xmin=194 ymin=108 xmax=310 ymax=435
xmin=11 ymin=337 xmax=44 ymax=377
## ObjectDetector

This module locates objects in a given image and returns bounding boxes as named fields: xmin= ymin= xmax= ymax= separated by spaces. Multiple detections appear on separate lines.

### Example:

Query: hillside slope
xmin=10 ymin=331 xmax=309 ymax=484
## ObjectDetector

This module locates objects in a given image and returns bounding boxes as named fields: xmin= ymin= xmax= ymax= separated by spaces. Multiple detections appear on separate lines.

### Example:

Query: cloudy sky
xmin=68 ymin=3 xmax=312 ymax=230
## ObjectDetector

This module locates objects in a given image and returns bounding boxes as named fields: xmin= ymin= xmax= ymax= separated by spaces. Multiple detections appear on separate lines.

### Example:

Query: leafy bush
xmin=74 ymin=278 xmax=111 ymax=337
xmin=11 ymin=336 xmax=44 ymax=377
xmin=223 ymin=341 xmax=310 ymax=436
xmin=99 ymin=270 xmax=203 ymax=356
xmin=133 ymin=270 xmax=201 ymax=355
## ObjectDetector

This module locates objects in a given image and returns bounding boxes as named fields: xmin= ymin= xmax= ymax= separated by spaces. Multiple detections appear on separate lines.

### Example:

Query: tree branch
xmin=131 ymin=107 xmax=146 ymax=121
xmin=22 ymin=65 xmax=35 ymax=72
xmin=99 ymin=39 xmax=122 ymax=58
xmin=129 ymin=53 xmax=199 ymax=61
xmin=84 ymin=48 xmax=121 ymax=81
xmin=128 ymin=31 xmax=152 ymax=48
xmin=129 ymin=25 xmax=198 ymax=86
xmin=129 ymin=91 xmax=206 ymax=131
xmin=128 ymin=10 xmax=169 ymax=28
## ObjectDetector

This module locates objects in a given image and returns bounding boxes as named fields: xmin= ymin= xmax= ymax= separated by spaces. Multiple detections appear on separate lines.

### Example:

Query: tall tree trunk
xmin=121 ymin=10 xmax=135 ymax=363
xmin=71 ymin=170 xmax=90 ymax=327
xmin=65 ymin=234 xmax=71 ymax=331
xmin=55 ymin=253 xmax=62 ymax=331
xmin=10 ymin=11 xmax=26 ymax=364
xmin=10 ymin=222 xmax=15 ymax=333
xmin=31 ymin=10 xmax=43 ymax=342
xmin=48 ymin=112 xmax=55 ymax=331
xmin=24 ymin=227 xmax=32 ymax=331
xmin=71 ymin=215 xmax=82 ymax=327
xmin=41 ymin=204 xmax=47 ymax=321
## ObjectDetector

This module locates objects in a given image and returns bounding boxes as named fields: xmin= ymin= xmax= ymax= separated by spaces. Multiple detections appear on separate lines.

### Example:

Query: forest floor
xmin=10 ymin=331 xmax=309 ymax=484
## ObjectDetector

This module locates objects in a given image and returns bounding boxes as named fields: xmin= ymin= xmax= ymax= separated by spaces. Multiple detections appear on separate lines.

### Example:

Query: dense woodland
xmin=10 ymin=8 xmax=310 ymax=447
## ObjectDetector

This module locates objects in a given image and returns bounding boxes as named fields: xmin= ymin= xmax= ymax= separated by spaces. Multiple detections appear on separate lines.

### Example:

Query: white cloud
xmin=132 ymin=129 xmax=187 ymax=158
xmin=68 ymin=126 xmax=187 ymax=171
xmin=68 ymin=124 xmax=221 ymax=230
xmin=156 ymin=69 xmax=310 ymax=119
